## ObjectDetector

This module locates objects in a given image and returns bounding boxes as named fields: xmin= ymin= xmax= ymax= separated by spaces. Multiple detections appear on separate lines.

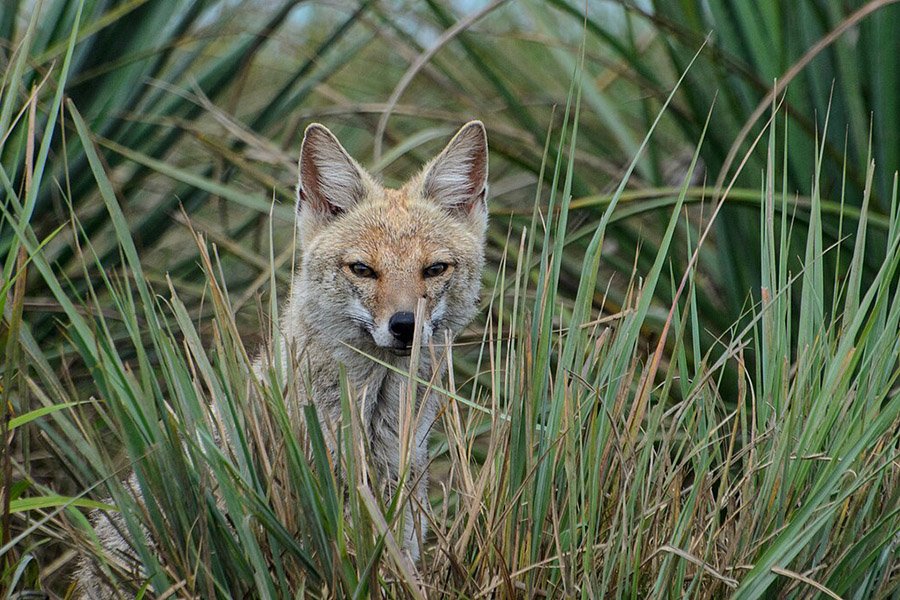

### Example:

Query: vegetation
xmin=2 ymin=0 xmax=898 ymax=597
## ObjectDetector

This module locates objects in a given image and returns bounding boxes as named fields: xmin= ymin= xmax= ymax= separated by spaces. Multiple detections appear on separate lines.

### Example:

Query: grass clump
xmin=4 ymin=70 xmax=900 ymax=600
xmin=1 ymin=1 xmax=899 ymax=598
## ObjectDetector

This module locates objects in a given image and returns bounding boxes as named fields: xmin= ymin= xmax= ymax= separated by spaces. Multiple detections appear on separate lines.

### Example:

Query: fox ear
xmin=297 ymin=124 xmax=367 ymax=216
xmin=421 ymin=121 xmax=488 ymax=215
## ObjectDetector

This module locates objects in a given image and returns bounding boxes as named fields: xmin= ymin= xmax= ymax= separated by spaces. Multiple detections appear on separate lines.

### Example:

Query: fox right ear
xmin=421 ymin=121 xmax=488 ymax=216
xmin=297 ymin=124 xmax=367 ymax=217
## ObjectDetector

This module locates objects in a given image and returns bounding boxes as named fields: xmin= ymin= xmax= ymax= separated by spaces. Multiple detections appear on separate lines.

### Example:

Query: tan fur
xmin=75 ymin=122 xmax=489 ymax=598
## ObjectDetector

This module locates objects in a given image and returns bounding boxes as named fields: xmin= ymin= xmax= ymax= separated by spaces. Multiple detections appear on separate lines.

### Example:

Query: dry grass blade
xmin=770 ymin=566 xmax=843 ymax=600
xmin=653 ymin=544 xmax=739 ymax=588
xmin=357 ymin=485 xmax=426 ymax=600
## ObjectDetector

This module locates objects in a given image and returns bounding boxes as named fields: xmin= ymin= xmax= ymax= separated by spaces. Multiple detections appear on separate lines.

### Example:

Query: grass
xmin=1 ymin=1 xmax=899 ymax=598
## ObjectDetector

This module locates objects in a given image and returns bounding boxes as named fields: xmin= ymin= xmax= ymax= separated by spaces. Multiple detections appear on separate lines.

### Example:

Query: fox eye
xmin=423 ymin=262 xmax=449 ymax=278
xmin=348 ymin=262 xmax=377 ymax=278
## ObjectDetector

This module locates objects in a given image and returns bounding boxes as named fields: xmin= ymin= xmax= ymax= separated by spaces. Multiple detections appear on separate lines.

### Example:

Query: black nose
xmin=388 ymin=311 xmax=416 ymax=345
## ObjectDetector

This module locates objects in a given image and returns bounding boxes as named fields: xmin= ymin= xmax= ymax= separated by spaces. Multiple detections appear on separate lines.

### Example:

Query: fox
xmin=74 ymin=121 xmax=490 ymax=598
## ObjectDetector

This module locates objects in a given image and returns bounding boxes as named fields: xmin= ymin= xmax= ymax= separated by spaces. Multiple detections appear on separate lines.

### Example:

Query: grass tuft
xmin=1 ymin=1 xmax=898 ymax=598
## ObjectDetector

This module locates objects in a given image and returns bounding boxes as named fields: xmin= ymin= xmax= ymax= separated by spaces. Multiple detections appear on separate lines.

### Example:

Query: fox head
xmin=293 ymin=121 xmax=488 ymax=357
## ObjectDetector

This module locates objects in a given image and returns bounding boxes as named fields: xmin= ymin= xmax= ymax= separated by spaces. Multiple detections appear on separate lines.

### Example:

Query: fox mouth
xmin=354 ymin=324 xmax=413 ymax=356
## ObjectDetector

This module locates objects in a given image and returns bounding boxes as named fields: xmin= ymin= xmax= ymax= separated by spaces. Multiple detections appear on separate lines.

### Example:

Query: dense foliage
xmin=2 ymin=1 xmax=898 ymax=597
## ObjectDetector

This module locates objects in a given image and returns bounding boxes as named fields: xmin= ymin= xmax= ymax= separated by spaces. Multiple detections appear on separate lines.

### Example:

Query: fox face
xmin=293 ymin=122 xmax=488 ymax=356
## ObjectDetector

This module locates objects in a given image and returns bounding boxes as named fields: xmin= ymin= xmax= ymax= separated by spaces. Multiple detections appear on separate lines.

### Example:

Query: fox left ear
xmin=421 ymin=121 xmax=488 ymax=216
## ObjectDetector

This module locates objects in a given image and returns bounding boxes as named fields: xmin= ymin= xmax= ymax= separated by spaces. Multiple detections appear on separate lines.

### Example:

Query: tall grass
xmin=5 ymin=54 xmax=900 ymax=600
xmin=2 ymin=0 xmax=899 ymax=598
xmin=3 ymin=0 xmax=898 ymax=354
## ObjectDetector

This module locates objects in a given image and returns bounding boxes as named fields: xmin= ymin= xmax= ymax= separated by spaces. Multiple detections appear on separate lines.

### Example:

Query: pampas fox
xmin=75 ymin=121 xmax=489 ymax=597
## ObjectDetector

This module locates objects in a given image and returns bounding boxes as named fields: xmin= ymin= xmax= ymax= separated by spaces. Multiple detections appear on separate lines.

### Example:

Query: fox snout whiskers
xmin=349 ymin=299 xmax=435 ymax=353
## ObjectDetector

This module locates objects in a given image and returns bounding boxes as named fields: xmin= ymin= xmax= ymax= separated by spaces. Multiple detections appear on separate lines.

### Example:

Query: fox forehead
xmin=313 ymin=191 xmax=480 ymax=266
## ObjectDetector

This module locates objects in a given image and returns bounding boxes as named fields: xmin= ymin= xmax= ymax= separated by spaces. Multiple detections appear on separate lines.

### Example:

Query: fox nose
xmin=388 ymin=311 xmax=416 ymax=345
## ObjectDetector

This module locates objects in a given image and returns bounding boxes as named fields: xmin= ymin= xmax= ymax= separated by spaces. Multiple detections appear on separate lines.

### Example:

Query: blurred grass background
xmin=1 ymin=0 xmax=899 ymax=597
xmin=4 ymin=0 xmax=898 ymax=347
